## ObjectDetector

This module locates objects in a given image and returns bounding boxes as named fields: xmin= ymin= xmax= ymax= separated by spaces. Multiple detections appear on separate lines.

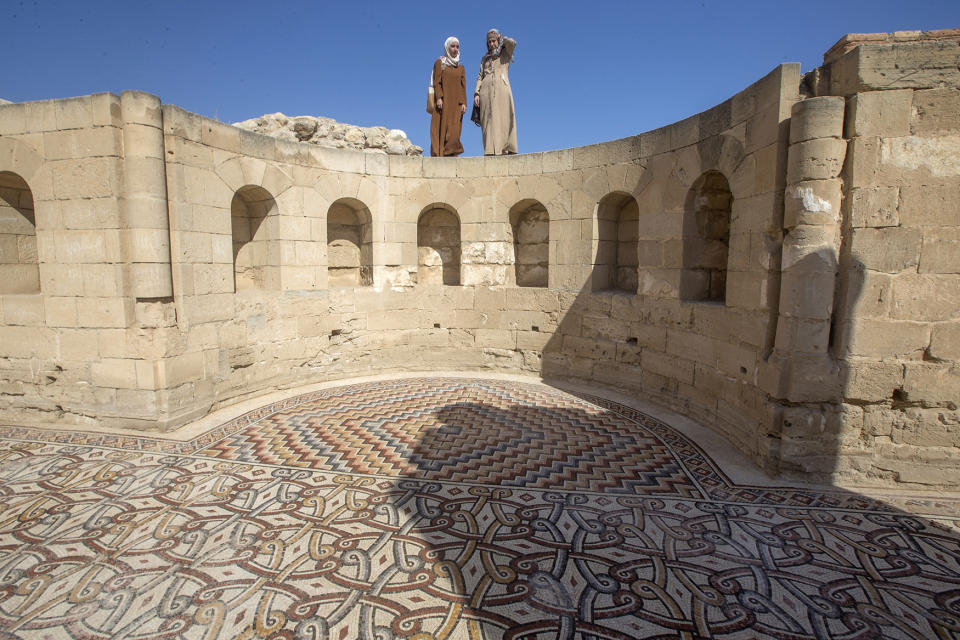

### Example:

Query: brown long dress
xmin=430 ymin=59 xmax=466 ymax=157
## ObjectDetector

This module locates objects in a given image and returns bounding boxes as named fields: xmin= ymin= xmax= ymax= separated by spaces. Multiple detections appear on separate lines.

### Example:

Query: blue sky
xmin=4 ymin=0 xmax=958 ymax=157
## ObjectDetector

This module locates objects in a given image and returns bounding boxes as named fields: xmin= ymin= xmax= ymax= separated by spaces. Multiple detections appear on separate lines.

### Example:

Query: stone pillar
xmin=120 ymin=90 xmax=173 ymax=298
xmin=772 ymin=96 xmax=846 ymax=401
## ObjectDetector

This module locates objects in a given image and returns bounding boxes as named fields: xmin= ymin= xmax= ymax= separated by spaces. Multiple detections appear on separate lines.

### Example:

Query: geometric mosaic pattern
xmin=195 ymin=379 xmax=696 ymax=494
xmin=0 ymin=378 xmax=959 ymax=639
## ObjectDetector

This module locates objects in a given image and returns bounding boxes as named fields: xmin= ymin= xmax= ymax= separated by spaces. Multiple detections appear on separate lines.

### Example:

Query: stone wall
xmin=0 ymin=30 xmax=957 ymax=488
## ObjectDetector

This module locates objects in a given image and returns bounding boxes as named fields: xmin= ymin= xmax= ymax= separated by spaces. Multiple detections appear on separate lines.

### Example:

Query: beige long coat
xmin=474 ymin=37 xmax=517 ymax=155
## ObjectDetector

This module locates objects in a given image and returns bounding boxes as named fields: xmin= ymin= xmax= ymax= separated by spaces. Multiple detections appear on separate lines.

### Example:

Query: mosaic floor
xmin=1 ymin=378 xmax=960 ymax=639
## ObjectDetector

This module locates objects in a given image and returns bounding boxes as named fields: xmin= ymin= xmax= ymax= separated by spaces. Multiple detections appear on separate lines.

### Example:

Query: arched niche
xmin=509 ymin=199 xmax=549 ymax=288
xmin=327 ymin=198 xmax=373 ymax=288
xmin=232 ymin=185 xmax=278 ymax=291
xmin=417 ymin=205 xmax=461 ymax=286
xmin=0 ymin=171 xmax=39 ymax=294
xmin=681 ymin=171 xmax=732 ymax=303
xmin=593 ymin=192 xmax=639 ymax=293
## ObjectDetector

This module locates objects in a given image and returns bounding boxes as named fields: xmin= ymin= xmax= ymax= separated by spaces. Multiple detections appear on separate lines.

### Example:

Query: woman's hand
xmin=436 ymin=97 xmax=443 ymax=111
xmin=460 ymin=103 xmax=466 ymax=115
xmin=474 ymin=95 xmax=480 ymax=107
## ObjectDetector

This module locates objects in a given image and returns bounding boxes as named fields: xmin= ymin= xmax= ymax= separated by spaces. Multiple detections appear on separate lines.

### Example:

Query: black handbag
xmin=470 ymin=103 xmax=481 ymax=127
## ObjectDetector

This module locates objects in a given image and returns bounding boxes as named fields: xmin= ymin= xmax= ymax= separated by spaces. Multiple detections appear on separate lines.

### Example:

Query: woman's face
xmin=487 ymin=34 xmax=499 ymax=51
xmin=448 ymin=42 xmax=459 ymax=57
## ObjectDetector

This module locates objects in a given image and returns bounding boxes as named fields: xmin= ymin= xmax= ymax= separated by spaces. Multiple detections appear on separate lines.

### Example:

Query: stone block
xmin=842 ymin=136 xmax=879 ymax=189
xmin=903 ymin=362 xmax=960 ymax=404
xmin=91 ymin=358 xmax=139 ymax=389
xmin=725 ymin=272 xmax=773 ymax=311
xmin=842 ymin=318 xmax=929 ymax=359
xmin=890 ymin=274 xmax=960 ymax=322
xmin=847 ymin=186 xmax=899 ymax=228
xmin=1 ymin=294 xmax=43 ymax=325
xmin=843 ymin=359 xmax=905 ymax=402
xmin=157 ymin=351 xmax=205 ymax=388
xmin=119 ymin=91 xmax=162 ymax=128
xmin=200 ymin=120 xmax=241 ymax=152
xmin=643 ymin=349 xmax=695 ymax=385
xmin=0 ymin=325 xmax=57 ymax=358
xmin=55 ymin=97 xmax=93 ymax=130
xmin=474 ymin=329 xmax=514 ymax=349
xmin=238 ymin=129 xmax=276 ymax=160
xmin=44 ymin=296 xmax=78 ymax=327
xmin=422 ymin=157 xmax=457 ymax=178
xmin=850 ymin=227 xmax=921 ymax=273
xmin=831 ymin=41 xmax=960 ymax=96
xmin=56 ymin=328 xmax=99 ymax=360
xmin=77 ymin=297 xmax=134 ymax=328
xmin=0 ymin=103 xmax=27 ymax=136
xmin=786 ymin=138 xmax=846 ymax=182
xmin=880 ymin=135 xmax=960 ymax=183
xmin=23 ymin=100 xmax=59 ymax=131
xmin=388 ymin=155 xmax=422 ymax=178
xmin=836 ymin=266 xmax=892 ymax=319
xmin=752 ymin=143 xmax=780 ymax=195
xmin=366 ymin=310 xmax=420 ymax=331
xmin=0 ymin=262 xmax=39 ymax=294
xmin=912 ymin=88 xmax=960 ymax=135
xmin=844 ymin=90 xmax=913 ymax=138
xmin=784 ymin=179 xmax=842 ymax=228
xmin=573 ymin=145 xmax=600 ymax=170
xmin=580 ymin=314 xmax=630 ymax=341
xmin=183 ymin=293 xmax=234 ymax=324
xmin=43 ymin=130 xmax=79 ymax=160
xmin=899 ymin=183 xmax=960 ymax=227
xmin=777 ymin=267 xmax=836 ymax=320
xmin=930 ymin=322 xmax=960 ymax=361
xmin=919 ymin=229 xmax=960 ymax=274
xmin=79 ymin=126 xmax=123 ymax=158
xmin=665 ymin=329 xmax=716 ymax=364
xmin=51 ymin=157 xmax=120 ymax=199
xmin=508 ymin=153 xmax=543 ymax=176
xmin=81 ymin=264 xmax=124 ymax=296
xmin=790 ymin=96 xmax=844 ymax=143
xmin=557 ymin=335 xmax=610 ymax=361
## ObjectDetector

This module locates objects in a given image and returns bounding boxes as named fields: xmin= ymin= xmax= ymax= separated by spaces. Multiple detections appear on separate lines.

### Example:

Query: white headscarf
xmin=441 ymin=36 xmax=460 ymax=68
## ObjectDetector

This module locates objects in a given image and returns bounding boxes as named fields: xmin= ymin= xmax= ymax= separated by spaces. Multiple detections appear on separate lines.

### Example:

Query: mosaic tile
xmin=0 ymin=378 xmax=958 ymax=639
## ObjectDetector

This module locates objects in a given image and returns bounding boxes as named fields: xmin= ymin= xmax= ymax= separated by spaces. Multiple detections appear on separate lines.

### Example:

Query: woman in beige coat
xmin=474 ymin=29 xmax=517 ymax=155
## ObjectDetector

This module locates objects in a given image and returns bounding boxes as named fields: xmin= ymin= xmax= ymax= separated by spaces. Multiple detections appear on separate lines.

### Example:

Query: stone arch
xmin=680 ymin=171 xmax=732 ymax=302
xmin=509 ymin=199 xmax=549 ymax=288
xmin=417 ymin=204 xmax=460 ymax=286
xmin=0 ymin=172 xmax=39 ymax=294
xmin=592 ymin=192 xmax=639 ymax=293
xmin=232 ymin=185 xmax=279 ymax=291
xmin=327 ymin=198 xmax=372 ymax=288
xmin=215 ymin=156 xmax=293 ymax=198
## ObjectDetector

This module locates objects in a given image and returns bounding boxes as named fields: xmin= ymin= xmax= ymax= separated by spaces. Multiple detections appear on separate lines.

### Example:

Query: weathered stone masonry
xmin=0 ymin=31 xmax=958 ymax=488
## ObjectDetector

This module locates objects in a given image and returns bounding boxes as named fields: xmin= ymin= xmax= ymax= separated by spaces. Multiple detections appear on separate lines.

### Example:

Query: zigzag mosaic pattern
xmin=0 ymin=378 xmax=959 ymax=639
xmin=194 ymin=380 xmax=695 ymax=495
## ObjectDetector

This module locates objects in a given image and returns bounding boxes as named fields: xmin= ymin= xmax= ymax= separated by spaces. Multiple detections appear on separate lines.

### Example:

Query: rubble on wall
xmin=233 ymin=112 xmax=423 ymax=156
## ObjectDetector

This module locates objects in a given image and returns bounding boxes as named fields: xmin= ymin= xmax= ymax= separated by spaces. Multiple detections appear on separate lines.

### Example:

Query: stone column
xmin=772 ymin=96 xmax=846 ymax=401
xmin=120 ymin=90 xmax=173 ymax=298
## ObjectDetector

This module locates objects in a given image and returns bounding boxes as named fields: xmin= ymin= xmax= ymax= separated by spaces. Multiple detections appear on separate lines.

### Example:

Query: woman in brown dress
xmin=430 ymin=37 xmax=467 ymax=157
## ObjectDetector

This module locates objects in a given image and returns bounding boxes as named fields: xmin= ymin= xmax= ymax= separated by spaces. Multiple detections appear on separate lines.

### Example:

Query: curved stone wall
xmin=1 ymin=30 xmax=958 ymax=488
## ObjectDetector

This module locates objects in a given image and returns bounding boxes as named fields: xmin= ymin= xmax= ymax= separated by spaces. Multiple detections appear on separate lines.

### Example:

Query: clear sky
xmin=4 ymin=0 xmax=959 ymax=157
